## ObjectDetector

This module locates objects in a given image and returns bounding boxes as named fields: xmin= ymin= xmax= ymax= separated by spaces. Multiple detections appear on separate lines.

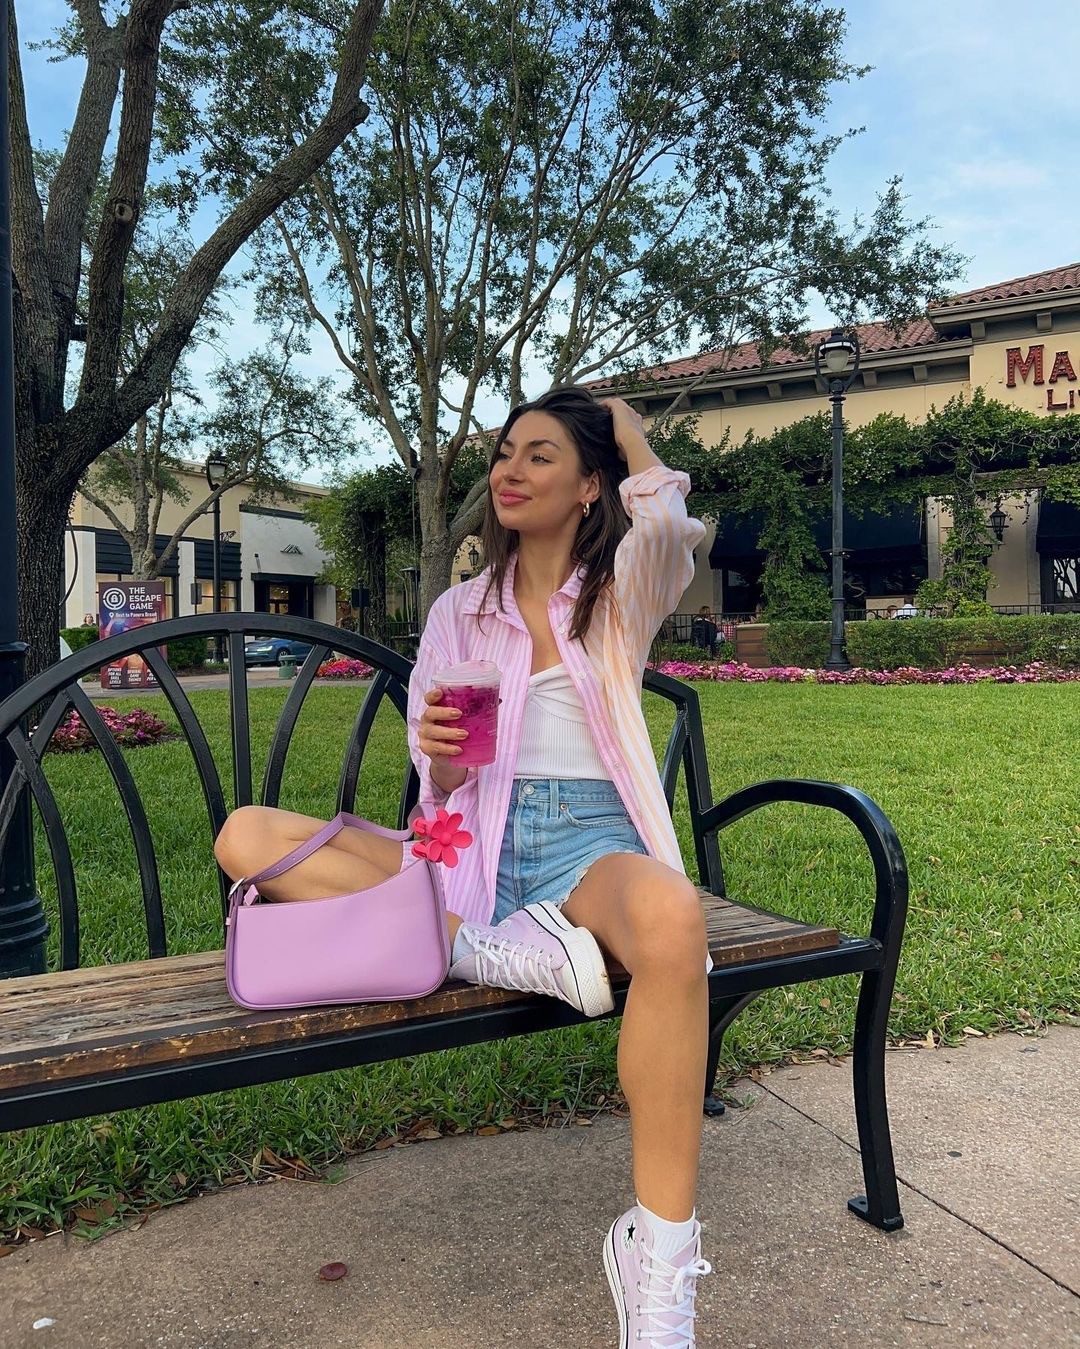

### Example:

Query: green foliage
xmin=657 ymin=640 xmax=736 ymax=664
xmin=765 ymin=621 xmax=831 ymax=668
xmin=657 ymin=391 xmax=1080 ymax=620
xmin=63 ymin=626 xmax=207 ymax=670
xmin=61 ymin=625 xmax=99 ymax=654
xmin=845 ymin=615 xmax=1080 ymax=671
xmin=165 ymin=636 xmax=208 ymax=671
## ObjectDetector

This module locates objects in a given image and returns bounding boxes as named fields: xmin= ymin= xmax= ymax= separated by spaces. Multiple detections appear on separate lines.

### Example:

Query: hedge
xmin=60 ymin=624 xmax=100 ymax=654
xmin=59 ymin=626 xmax=208 ymax=671
xmin=764 ymin=614 xmax=1080 ymax=671
xmin=763 ymin=621 xmax=832 ymax=669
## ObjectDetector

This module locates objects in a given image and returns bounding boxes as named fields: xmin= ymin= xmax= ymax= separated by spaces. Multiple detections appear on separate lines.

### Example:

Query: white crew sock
xmin=451 ymin=924 xmax=480 ymax=965
xmin=637 ymin=1201 xmax=698 ymax=1261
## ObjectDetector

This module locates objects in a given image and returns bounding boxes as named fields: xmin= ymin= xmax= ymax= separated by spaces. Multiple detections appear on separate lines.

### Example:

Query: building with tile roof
xmin=594 ymin=263 xmax=1080 ymax=620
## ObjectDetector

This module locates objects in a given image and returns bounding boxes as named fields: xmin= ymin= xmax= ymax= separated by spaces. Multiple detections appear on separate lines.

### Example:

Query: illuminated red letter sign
xmin=1048 ymin=350 xmax=1077 ymax=383
xmin=1005 ymin=345 xmax=1045 ymax=386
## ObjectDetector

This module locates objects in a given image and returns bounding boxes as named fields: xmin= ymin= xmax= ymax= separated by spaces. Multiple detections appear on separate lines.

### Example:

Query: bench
xmin=0 ymin=612 xmax=908 ymax=1232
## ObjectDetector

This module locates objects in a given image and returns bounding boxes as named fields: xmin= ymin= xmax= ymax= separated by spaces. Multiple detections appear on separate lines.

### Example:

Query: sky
xmin=13 ymin=0 xmax=1080 ymax=481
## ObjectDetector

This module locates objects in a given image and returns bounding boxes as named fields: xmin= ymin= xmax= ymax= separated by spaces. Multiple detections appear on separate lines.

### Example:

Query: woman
xmin=215 ymin=387 xmax=713 ymax=1346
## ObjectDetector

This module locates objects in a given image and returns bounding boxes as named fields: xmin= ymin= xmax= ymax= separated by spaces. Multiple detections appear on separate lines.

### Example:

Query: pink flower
xmin=411 ymin=808 xmax=474 ymax=868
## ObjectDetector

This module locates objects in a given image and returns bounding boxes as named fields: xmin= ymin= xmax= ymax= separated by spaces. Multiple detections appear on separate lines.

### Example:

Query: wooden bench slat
xmin=0 ymin=894 xmax=839 ymax=1094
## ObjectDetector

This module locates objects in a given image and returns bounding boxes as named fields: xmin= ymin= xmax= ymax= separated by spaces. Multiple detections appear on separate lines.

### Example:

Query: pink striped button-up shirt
xmin=406 ymin=465 xmax=707 ymax=925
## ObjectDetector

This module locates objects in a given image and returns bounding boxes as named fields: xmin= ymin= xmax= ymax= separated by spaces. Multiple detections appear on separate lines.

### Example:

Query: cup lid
xmin=434 ymin=659 xmax=501 ymax=687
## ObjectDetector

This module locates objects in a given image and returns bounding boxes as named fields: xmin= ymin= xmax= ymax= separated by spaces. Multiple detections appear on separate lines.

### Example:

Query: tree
xmin=82 ymin=331 xmax=352 ymax=580
xmin=307 ymin=463 xmax=413 ymax=636
xmin=205 ymin=0 xmax=962 ymax=617
xmin=309 ymin=439 xmax=488 ymax=632
xmin=8 ymin=0 xmax=383 ymax=675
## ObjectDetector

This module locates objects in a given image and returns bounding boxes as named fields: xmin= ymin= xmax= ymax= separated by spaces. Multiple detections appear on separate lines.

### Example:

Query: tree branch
xmin=93 ymin=0 xmax=384 ymax=453
xmin=43 ymin=2 xmax=125 ymax=342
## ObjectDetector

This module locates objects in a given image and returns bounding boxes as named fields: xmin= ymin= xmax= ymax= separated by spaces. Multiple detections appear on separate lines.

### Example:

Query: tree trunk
xmin=417 ymin=469 xmax=457 ymax=625
xmin=16 ymin=457 xmax=75 ymax=680
xmin=359 ymin=517 xmax=387 ymax=637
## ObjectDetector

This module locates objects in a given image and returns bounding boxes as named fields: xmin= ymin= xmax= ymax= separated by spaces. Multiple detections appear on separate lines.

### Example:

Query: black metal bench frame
xmin=0 ymin=612 xmax=909 ymax=1232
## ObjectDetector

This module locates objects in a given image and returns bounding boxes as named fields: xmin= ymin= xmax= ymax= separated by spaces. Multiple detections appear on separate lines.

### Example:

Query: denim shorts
xmin=491 ymin=778 xmax=649 ymax=925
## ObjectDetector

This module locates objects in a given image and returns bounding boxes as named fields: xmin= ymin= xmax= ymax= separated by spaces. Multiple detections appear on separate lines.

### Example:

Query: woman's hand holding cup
xmin=419 ymin=687 xmax=471 ymax=796
xmin=418 ymin=687 xmax=468 ymax=759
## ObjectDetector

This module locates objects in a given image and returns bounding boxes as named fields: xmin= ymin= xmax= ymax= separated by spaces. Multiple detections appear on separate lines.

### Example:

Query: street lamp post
xmin=814 ymin=328 xmax=861 ymax=672
xmin=0 ymin=3 xmax=49 ymax=976
xmin=205 ymin=454 xmax=227 ymax=662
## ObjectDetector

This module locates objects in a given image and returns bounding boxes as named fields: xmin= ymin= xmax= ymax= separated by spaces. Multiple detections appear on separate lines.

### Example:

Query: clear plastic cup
xmin=434 ymin=660 xmax=501 ymax=767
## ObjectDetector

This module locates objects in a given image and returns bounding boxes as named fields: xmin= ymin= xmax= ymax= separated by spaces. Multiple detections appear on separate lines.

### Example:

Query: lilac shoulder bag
xmin=225 ymin=810 xmax=456 ymax=1010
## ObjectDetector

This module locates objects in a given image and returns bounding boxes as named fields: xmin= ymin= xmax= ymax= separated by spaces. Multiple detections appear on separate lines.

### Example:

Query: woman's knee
xmin=213 ymin=805 xmax=280 ymax=876
xmin=625 ymin=875 xmax=708 ymax=977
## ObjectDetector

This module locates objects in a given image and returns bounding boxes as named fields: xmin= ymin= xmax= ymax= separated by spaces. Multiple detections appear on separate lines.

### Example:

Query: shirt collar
xmin=460 ymin=552 xmax=587 ymax=618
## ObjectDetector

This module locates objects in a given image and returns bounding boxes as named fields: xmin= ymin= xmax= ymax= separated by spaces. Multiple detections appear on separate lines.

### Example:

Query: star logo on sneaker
xmin=623 ymin=1220 xmax=636 ymax=1251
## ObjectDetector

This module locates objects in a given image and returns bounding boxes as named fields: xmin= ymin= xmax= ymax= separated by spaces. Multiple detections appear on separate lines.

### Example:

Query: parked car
xmin=243 ymin=637 xmax=315 ymax=667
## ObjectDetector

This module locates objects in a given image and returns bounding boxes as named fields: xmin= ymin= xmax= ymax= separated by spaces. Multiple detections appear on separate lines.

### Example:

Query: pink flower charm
xmin=412 ymin=808 xmax=474 ymax=868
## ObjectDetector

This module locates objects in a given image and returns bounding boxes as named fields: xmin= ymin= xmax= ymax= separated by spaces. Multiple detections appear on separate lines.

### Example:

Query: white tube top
xmin=513 ymin=663 xmax=612 ymax=780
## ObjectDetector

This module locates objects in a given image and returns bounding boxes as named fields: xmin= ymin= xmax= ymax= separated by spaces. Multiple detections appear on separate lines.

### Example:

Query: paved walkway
xmin=3 ymin=1028 xmax=1077 ymax=1347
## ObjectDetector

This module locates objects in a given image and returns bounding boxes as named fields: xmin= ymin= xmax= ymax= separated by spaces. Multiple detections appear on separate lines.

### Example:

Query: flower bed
xmin=652 ymin=659 xmax=1080 ymax=686
xmin=316 ymin=657 xmax=374 ymax=680
xmin=47 ymin=706 xmax=178 ymax=754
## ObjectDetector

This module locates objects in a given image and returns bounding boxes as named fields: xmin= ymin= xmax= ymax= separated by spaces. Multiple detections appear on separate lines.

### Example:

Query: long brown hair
xmin=477 ymin=386 xmax=629 ymax=643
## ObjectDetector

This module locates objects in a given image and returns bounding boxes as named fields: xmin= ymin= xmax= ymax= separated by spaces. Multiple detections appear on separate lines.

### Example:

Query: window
xmin=195 ymin=579 xmax=239 ymax=612
xmin=1052 ymin=557 xmax=1079 ymax=603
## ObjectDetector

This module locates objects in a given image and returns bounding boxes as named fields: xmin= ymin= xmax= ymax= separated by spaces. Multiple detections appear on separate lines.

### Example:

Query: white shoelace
xmin=635 ymin=1242 xmax=713 ymax=1345
xmin=468 ymin=931 xmax=563 ymax=1000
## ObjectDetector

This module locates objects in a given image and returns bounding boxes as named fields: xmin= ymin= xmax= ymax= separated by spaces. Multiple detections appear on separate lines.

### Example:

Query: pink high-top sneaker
xmin=449 ymin=901 xmax=614 ymax=1018
xmin=603 ymin=1205 xmax=712 ymax=1347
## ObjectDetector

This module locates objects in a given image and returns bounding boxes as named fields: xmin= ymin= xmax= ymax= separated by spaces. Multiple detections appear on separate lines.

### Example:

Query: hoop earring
xmin=582 ymin=501 xmax=591 ymax=519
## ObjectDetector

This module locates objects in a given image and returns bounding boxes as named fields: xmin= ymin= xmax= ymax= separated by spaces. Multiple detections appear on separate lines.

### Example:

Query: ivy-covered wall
xmin=650 ymin=391 xmax=1080 ymax=620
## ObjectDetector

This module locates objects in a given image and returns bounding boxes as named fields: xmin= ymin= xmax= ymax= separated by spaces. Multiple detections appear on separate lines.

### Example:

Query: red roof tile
xmin=590 ymin=263 xmax=1080 ymax=388
xmin=931 ymin=263 xmax=1080 ymax=309
xmin=589 ymin=318 xmax=939 ymax=387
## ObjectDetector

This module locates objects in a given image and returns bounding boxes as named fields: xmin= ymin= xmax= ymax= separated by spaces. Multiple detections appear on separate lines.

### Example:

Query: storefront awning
xmin=1035 ymin=498 xmax=1080 ymax=556
xmin=709 ymin=504 xmax=924 ymax=567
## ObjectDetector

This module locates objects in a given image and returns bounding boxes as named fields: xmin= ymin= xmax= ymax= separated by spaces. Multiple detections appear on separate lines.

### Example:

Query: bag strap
xmin=241 ymin=811 xmax=416 ymax=888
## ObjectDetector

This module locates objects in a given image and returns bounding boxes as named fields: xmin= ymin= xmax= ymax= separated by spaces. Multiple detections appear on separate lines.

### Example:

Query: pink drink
xmin=434 ymin=660 xmax=501 ymax=767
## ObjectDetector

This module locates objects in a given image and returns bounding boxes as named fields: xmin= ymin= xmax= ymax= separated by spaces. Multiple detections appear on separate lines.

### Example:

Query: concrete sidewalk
xmin=3 ymin=1028 xmax=1077 ymax=1348
xmin=83 ymin=667 xmax=300 ymax=699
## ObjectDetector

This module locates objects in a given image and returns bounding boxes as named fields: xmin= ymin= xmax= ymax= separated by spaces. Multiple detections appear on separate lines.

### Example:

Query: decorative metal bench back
xmin=0 ymin=613 xmax=719 ymax=970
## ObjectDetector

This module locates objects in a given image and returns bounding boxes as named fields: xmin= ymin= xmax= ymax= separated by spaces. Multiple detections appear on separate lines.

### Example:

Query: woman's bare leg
xmin=561 ymin=852 xmax=708 ymax=1222
xmin=214 ymin=806 xmax=467 ymax=944
xmin=213 ymin=805 xmax=401 ymax=900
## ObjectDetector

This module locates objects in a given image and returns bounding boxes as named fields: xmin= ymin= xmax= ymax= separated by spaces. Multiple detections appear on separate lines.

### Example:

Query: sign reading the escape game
xmin=1005 ymin=344 xmax=1079 ymax=411
xmin=98 ymin=581 xmax=166 ymax=689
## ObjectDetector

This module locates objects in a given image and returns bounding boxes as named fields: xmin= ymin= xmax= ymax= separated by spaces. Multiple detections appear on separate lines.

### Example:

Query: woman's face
xmin=489 ymin=410 xmax=598 ymax=539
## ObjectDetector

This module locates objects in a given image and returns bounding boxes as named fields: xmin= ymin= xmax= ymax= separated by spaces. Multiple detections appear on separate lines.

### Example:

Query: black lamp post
xmin=468 ymin=542 xmax=480 ymax=571
xmin=204 ymin=453 xmax=227 ymax=661
xmin=0 ymin=4 xmax=48 ymax=976
xmin=989 ymin=499 xmax=1008 ymax=543
xmin=814 ymin=328 xmax=861 ymax=672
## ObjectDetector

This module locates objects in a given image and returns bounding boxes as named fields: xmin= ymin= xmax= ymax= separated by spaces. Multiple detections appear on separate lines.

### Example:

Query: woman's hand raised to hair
xmin=597 ymin=396 xmax=661 ymax=475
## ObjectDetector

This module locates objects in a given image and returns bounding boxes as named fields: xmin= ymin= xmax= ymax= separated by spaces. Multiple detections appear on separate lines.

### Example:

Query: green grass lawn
xmin=4 ymin=681 xmax=1078 ymax=1241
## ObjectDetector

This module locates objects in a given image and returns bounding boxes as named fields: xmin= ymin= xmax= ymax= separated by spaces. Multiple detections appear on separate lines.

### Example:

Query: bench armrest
xmin=697 ymin=779 xmax=908 ymax=950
